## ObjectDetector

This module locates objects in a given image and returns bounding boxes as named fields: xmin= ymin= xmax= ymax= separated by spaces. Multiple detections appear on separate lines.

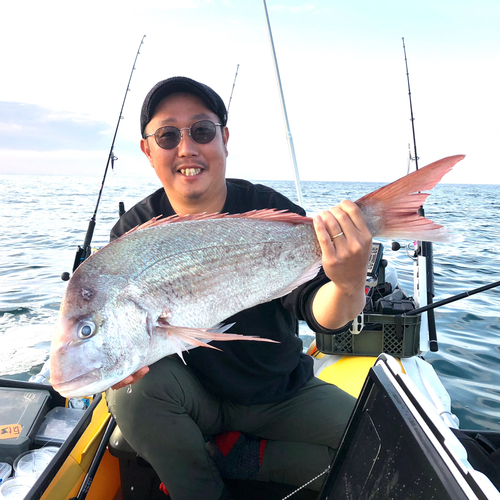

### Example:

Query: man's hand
xmin=111 ymin=366 xmax=150 ymax=391
xmin=313 ymin=200 xmax=372 ymax=294
xmin=312 ymin=200 xmax=372 ymax=329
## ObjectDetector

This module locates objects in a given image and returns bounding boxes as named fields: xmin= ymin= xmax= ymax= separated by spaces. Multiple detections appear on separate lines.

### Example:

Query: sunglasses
xmin=144 ymin=120 xmax=222 ymax=150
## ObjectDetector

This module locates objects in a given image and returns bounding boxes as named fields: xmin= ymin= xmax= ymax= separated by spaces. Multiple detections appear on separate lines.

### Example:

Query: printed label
xmin=22 ymin=392 xmax=41 ymax=404
xmin=0 ymin=424 xmax=23 ymax=440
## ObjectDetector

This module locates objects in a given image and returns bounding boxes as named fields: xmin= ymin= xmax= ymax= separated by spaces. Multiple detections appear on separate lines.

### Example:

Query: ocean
xmin=1 ymin=173 xmax=499 ymax=431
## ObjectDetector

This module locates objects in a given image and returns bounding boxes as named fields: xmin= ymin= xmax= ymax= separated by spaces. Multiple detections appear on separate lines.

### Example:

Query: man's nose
xmin=177 ymin=128 xmax=198 ymax=156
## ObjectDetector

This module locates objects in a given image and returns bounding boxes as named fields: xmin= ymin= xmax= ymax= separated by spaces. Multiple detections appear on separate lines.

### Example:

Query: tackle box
xmin=0 ymin=387 xmax=51 ymax=464
xmin=35 ymin=406 xmax=84 ymax=447
xmin=316 ymin=312 xmax=421 ymax=358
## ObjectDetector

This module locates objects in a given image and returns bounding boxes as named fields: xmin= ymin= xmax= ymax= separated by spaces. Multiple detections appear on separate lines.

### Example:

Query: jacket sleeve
xmin=280 ymin=267 xmax=353 ymax=335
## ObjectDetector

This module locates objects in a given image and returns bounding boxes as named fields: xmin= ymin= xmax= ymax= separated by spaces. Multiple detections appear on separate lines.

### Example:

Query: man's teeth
xmin=179 ymin=168 xmax=202 ymax=176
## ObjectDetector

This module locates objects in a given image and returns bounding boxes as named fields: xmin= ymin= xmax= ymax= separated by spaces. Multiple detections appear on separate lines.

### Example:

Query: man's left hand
xmin=313 ymin=200 xmax=372 ymax=296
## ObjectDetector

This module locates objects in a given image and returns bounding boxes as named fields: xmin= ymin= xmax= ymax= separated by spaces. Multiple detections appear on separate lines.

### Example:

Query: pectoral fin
xmin=154 ymin=320 xmax=278 ymax=364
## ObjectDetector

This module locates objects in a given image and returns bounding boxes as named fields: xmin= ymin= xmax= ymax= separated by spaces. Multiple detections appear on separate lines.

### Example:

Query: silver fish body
xmin=50 ymin=215 xmax=321 ymax=397
xmin=115 ymin=217 xmax=321 ymax=329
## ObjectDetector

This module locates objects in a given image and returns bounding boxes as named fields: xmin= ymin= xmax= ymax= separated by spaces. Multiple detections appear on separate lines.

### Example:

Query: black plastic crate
xmin=316 ymin=313 xmax=421 ymax=358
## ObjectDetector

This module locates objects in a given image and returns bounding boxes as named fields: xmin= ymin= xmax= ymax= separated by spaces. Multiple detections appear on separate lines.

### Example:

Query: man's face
xmin=141 ymin=92 xmax=229 ymax=207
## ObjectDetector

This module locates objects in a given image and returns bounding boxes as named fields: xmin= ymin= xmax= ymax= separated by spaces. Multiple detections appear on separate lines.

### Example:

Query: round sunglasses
xmin=144 ymin=120 xmax=222 ymax=150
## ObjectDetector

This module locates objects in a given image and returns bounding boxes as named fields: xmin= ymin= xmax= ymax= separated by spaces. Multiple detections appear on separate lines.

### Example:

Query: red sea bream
xmin=50 ymin=155 xmax=464 ymax=397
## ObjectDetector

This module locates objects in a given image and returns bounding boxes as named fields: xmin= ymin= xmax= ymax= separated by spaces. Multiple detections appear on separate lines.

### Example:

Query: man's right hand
xmin=111 ymin=366 xmax=150 ymax=391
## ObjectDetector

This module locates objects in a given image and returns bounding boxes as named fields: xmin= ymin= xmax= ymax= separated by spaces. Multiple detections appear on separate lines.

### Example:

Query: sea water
xmin=0 ymin=173 xmax=499 ymax=431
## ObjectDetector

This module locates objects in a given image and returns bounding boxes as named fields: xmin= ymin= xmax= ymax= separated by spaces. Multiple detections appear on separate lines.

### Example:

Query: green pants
xmin=106 ymin=355 xmax=355 ymax=500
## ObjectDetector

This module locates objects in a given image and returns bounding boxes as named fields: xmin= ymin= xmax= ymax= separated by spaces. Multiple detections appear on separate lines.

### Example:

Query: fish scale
xmin=119 ymin=219 xmax=322 ymax=329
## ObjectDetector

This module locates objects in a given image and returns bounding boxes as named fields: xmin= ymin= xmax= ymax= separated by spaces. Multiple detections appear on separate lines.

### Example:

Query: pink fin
xmin=271 ymin=258 xmax=323 ymax=299
xmin=123 ymin=215 xmax=163 ymax=237
xmin=155 ymin=321 xmax=278 ymax=351
xmin=125 ymin=209 xmax=312 ymax=236
xmin=355 ymin=155 xmax=465 ymax=242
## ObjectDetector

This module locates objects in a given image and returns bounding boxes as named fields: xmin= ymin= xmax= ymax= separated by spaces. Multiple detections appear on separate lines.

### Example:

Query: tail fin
xmin=355 ymin=155 xmax=465 ymax=242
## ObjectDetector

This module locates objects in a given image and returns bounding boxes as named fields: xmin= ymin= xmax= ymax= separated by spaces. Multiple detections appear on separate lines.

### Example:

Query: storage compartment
xmin=0 ymin=476 xmax=37 ymax=498
xmin=35 ymin=406 xmax=85 ymax=447
xmin=0 ymin=462 xmax=12 ymax=483
xmin=0 ymin=388 xmax=51 ymax=464
xmin=13 ymin=448 xmax=58 ymax=478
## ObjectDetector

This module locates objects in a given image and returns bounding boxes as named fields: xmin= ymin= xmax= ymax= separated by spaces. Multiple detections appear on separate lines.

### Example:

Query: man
xmin=107 ymin=76 xmax=372 ymax=500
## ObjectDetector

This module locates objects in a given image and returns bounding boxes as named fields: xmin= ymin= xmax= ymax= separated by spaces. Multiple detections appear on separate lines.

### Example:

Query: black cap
xmin=140 ymin=76 xmax=228 ymax=137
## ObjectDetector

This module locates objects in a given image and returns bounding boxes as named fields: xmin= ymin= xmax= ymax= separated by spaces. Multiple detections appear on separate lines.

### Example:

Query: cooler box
xmin=0 ymin=387 xmax=51 ymax=464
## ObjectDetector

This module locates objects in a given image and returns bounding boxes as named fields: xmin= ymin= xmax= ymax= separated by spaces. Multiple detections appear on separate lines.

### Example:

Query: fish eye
xmin=77 ymin=321 xmax=97 ymax=339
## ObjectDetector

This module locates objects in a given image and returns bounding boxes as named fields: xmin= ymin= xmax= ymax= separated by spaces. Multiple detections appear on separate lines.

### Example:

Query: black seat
xmin=109 ymin=426 xmax=167 ymax=499
xmin=109 ymin=425 xmax=137 ymax=460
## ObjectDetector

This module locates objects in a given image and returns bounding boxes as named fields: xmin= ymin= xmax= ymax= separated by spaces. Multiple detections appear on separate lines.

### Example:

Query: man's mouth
xmin=178 ymin=167 xmax=202 ymax=176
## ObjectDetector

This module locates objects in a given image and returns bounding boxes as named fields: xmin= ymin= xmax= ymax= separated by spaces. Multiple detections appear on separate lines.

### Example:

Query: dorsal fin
xmin=124 ymin=209 xmax=312 ymax=237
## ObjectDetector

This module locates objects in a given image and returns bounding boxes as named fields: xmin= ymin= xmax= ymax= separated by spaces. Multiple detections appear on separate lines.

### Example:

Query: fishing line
xmin=281 ymin=465 xmax=330 ymax=499
xmin=62 ymin=35 xmax=146 ymax=280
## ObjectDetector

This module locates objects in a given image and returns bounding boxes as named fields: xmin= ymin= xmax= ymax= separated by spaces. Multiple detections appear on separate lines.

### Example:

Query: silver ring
xmin=331 ymin=231 xmax=344 ymax=240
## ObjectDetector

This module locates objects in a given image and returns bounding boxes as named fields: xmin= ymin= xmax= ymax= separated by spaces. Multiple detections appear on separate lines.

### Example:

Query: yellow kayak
xmin=1 ymin=349 xmax=499 ymax=500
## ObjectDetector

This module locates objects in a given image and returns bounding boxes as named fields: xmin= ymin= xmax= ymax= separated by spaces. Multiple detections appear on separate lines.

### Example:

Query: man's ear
xmin=140 ymin=138 xmax=154 ymax=168
xmin=222 ymin=127 xmax=229 ymax=157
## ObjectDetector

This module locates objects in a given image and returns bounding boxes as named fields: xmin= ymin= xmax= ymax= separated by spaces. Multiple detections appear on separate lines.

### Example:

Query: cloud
xmin=0 ymin=101 xmax=147 ymax=175
xmin=0 ymin=149 xmax=107 ymax=160
xmin=0 ymin=102 xmax=113 ymax=151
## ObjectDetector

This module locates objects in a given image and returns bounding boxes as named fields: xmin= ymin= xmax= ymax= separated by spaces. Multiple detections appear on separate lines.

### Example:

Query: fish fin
xmin=166 ymin=333 xmax=189 ymax=364
xmin=155 ymin=322 xmax=278 ymax=352
xmin=124 ymin=209 xmax=313 ymax=235
xmin=121 ymin=216 xmax=164 ymax=238
xmin=355 ymin=155 xmax=465 ymax=242
xmin=268 ymin=259 xmax=323 ymax=300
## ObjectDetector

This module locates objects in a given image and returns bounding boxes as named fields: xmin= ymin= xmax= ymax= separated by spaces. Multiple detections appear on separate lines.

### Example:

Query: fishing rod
xmin=227 ymin=63 xmax=239 ymax=117
xmin=62 ymin=35 xmax=146 ymax=281
xmin=402 ymin=37 xmax=419 ymax=170
xmin=403 ymin=279 xmax=500 ymax=317
xmin=262 ymin=0 xmax=304 ymax=207
xmin=401 ymin=37 xmax=439 ymax=352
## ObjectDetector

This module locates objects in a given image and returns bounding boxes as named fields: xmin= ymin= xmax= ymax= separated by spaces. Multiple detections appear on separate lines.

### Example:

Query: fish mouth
xmin=51 ymin=368 xmax=102 ymax=398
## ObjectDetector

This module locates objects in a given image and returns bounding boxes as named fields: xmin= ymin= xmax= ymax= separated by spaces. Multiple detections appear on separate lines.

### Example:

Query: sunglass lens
xmin=156 ymin=127 xmax=181 ymax=149
xmin=191 ymin=120 xmax=216 ymax=144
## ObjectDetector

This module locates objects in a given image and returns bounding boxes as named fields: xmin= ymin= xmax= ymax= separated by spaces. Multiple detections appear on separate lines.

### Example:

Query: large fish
xmin=50 ymin=155 xmax=464 ymax=397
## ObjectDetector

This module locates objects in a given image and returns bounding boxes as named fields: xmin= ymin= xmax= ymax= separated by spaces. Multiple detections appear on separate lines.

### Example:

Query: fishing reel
xmin=61 ymin=246 xmax=91 ymax=281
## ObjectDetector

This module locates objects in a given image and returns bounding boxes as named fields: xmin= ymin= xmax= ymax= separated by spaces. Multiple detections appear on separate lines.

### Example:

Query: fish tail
xmin=355 ymin=155 xmax=465 ymax=242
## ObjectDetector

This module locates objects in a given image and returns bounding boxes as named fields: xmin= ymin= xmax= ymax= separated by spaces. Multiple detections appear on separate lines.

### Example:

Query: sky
xmin=1 ymin=0 xmax=499 ymax=184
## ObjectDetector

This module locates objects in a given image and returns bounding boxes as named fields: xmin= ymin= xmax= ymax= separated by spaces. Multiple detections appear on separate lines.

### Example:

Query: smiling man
xmin=107 ymin=76 xmax=372 ymax=500
xmin=141 ymin=90 xmax=229 ymax=215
